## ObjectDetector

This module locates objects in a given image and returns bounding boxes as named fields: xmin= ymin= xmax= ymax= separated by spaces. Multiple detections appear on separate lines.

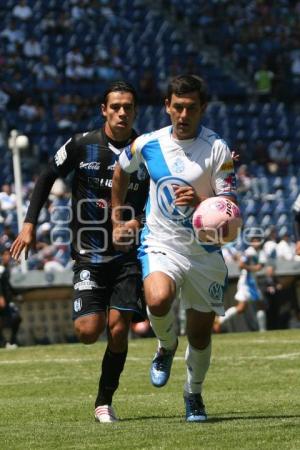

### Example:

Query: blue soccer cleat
xmin=184 ymin=392 xmax=207 ymax=422
xmin=150 ymin=343 xmax=177 ymax=387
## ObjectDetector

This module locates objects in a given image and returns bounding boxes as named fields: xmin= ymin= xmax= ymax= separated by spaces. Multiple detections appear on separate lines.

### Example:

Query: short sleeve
xmin=51 ymin=137 xmax=79 ymax=176
xmin=211 ymin=140 xmax=237 ymax=198
xmin=118 ymin=137 xmax=144 ymax=173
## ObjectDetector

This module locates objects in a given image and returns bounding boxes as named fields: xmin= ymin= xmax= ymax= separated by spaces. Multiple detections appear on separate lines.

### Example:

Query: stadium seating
xmin=1 ymin=0 xmax=299 ymax=254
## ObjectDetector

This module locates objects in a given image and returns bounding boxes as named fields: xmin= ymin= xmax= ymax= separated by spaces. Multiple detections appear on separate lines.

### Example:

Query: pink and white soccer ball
xmin=192 ymin=197 xmax=242 ymax=244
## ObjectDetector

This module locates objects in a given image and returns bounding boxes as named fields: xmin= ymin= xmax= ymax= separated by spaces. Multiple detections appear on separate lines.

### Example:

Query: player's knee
xmin=147 ymin=289 xmax=173 ymax=316
xmin=237 ymin=302 xmax=247 ymax=313
xmin=188 ymin=331 xmax=211 ymax=350
xmin=74 ymin=322 xmax=100 ymax=344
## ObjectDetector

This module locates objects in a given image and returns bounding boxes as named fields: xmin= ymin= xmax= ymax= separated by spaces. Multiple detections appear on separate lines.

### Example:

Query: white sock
xmin=184 ymin=342 xmax=211 ymax=394
xmin=147 ymin=306 xmax=177 ymax=350
xmin=256 ymin=310 xmax=266 ymax=332
xmin=219 ymin=306 xmax=238 ymax=325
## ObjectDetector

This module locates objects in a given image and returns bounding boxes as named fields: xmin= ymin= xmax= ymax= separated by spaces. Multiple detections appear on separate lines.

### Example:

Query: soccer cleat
xmin=5 ymin=342 xmax=18 ymax=349
xmin=94 ymin=405 xmax=118 ymax=423
xmin=150 ymin=342 xmax=177 ymax=387
xmin=184 ymin=392 xmax=207 ymax=422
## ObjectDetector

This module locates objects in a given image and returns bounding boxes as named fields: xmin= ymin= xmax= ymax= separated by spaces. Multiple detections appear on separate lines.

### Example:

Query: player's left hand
xmin=231 ymin=151 xmax=240 ymax=162
xmin=172 ymin=185 xmax=201 ymax=207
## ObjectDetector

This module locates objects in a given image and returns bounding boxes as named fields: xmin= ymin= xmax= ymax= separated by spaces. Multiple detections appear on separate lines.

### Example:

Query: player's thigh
xmin=74 ymin=311 xmax=106 ymax=341
xmin=109 ymin=258 xmax=146 ymax=323
xmin=140 ymin=251 xmax=183 ymax=308
xmin=144 ymin=271 xmax=176 ymax=309
xmin=72 ymin=263 xmax=109 ymax=340
xmin=186 ymin=309 xmax=215 ymax=349
xmin=181 ymin=254 xmax=227 ymax=317
xmin=72 ymin=263 xmax=109 ymax=319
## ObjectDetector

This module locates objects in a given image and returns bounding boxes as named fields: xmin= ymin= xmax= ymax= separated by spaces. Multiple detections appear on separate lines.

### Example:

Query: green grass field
xmin=1 ymin=329 xmax=300 ymax=450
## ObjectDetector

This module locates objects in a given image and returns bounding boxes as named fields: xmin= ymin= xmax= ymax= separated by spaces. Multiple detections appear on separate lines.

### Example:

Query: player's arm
xmin=240 ymin=260 xmax=263 ymax=272
xmin=0 ymin=295 xmax=5 ymax=310
xmin=293 ymin=211 xmax=300 ymax=255
xmin=173 ymin=185 xmax=202 ymax=207
xmin=213 ymin=141 xmax=239 ymax=206
xmin=0 ymin=276 xmax=6 ymax=309
xmin=10 ymin=137 xmax=78 ymax=261
xmin=111 ymin=140 xmax=144 ymax=250
xmin=111 ymin=163 xmax=142 ymax=251
xmin=10 ymin=167 xmax=58 ymax=260
xmin=238 ymin=254 xmax=262 ymax=272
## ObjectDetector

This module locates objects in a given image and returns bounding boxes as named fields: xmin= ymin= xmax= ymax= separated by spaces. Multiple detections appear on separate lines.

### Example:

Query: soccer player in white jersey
xmin=216 ymin=233 xmax=267 ymax=333
xmin=111 ymin=75 xmax=239 ymax=422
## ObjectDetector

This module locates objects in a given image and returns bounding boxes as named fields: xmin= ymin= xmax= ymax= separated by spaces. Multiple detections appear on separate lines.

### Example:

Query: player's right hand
xmin=112 ymin=223 xmax=135 ymax=253
xmin=10 ymin=223 xmax=36 ymax=261
xmin=296 ymin=241 xmax=300 ymax=256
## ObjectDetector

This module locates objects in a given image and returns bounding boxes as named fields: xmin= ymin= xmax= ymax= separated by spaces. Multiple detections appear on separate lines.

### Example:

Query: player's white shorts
xmin=139 ymin=247 xmax=227 ymax=316
xmin=235 ymin=278 xmax=262 ymax=302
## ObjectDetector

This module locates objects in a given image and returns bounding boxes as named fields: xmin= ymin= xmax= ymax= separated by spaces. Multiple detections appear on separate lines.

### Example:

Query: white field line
xmin=0 ymin=352 xmax=300 ymax=365
xmin=251 ymin=339 xmax=300 ymax=344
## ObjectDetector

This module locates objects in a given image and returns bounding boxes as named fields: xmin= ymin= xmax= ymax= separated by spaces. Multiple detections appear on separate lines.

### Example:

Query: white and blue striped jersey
xmin=235 ymin=246 xmax=267 ymax=302
xmin=119 ymin=125 xmax=237 ymax=256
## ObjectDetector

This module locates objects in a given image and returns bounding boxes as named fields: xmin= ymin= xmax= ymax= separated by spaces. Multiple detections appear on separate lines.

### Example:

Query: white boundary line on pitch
xmin=1 ymin=352 xmax=300 ymax=365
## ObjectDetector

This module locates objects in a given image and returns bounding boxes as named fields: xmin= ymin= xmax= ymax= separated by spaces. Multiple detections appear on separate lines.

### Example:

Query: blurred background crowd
xmin=0 ymin=0 xmax=300 ymax=270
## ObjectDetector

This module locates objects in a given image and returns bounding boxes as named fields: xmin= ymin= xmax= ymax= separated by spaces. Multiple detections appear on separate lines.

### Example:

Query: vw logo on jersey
xmin=172 ymin=158 xmax=185 ymax=173
xmin=80 ymin=270 xmax=90 ymax=281
xmin=156 ymin=176 xmax=194 ymax=222
xmin=208 ymin=282 xmax=223 ymax=302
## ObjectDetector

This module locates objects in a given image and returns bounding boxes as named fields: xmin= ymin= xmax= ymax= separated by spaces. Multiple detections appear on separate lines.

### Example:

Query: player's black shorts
xmin=72 ymin=256 xmax=146 ymax=323
xmin=0 ymin=302 xmax=21 ymax=325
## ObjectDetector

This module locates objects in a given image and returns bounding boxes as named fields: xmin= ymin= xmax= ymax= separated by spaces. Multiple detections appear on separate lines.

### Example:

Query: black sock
xmin=95 ymin=347 xmax=127 ymax=407
xmin=10 ymin=316 xmax=21 ymax=345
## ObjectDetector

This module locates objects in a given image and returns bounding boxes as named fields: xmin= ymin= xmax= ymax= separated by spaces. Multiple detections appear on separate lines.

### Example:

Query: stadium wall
xmin=8 ymin=263 xmax=300 ymax=346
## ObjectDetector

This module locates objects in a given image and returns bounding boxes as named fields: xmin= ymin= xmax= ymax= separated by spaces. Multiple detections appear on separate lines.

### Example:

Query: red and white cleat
xmin=94 ymin=405 xmax=118 ymax=423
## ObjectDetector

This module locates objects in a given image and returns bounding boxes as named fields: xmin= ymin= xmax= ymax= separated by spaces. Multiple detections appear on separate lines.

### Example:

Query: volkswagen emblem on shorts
xmin=74 ymin=297 xmax=82 ymax=312
xmin=156 ymin=176 xmax=194 ymax=222
xmin=80 ymin=270 xmax=90 ymax=281
xmin=208 ymin=282 xmax=223 ymax=302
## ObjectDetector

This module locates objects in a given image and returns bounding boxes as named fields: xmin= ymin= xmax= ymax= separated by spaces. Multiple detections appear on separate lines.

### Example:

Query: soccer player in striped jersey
xmin=11 ymin=81 xmax=148 ymax=423
xmin=112 ymin=75 xmax=239 ymax=422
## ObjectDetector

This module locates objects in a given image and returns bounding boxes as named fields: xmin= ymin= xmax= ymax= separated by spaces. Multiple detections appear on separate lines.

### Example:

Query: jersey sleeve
xmin=51 ymin=136 xmax=79 ymax=176
xmin=211 ymin=140 xmax=237 ymax=198
xmin=118 ymin=137 xmax=144 ymax=173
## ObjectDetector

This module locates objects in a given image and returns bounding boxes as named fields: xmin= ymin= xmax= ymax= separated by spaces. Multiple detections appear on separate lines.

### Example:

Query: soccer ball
xmin=192 ymin=197 xmax=242 ymax=244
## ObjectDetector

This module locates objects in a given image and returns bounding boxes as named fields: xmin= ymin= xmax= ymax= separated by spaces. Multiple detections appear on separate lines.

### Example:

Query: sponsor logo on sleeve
xmin=54 ymin=145 xmax=67 ymax=166
xmin=221 ymin=173 xmax=237 ymax=191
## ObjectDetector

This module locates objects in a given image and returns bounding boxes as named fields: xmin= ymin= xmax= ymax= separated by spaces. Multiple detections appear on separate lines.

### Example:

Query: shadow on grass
xmin=207 ymin=413 xmax=300 ymax=423
xmin=121 ymin=414 xmax=182 ymax=422
xmin=121 ymin=413 xmax=300 ymax=423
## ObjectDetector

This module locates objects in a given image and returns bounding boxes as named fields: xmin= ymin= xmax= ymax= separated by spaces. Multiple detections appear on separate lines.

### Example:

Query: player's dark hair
xmin=167 ymin=74 xmax=208 ymax=104
xmin=102 ymin=81 xmax=138 ymax=106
